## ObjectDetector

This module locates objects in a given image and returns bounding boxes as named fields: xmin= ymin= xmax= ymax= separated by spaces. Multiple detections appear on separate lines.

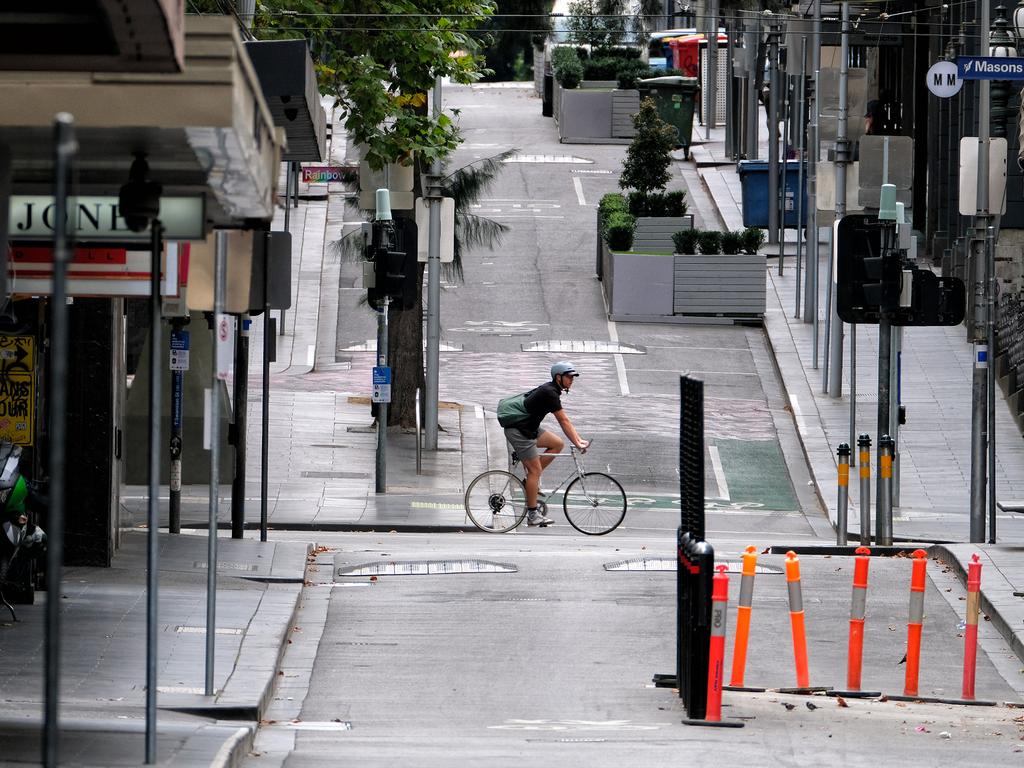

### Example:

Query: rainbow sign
xmin=301 ymin=166 xmax=351 ymax=183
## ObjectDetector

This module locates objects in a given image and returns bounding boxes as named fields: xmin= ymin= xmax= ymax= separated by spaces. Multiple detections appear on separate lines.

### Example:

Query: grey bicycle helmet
xmin=550 ymin=361 xmax=579 ymax=379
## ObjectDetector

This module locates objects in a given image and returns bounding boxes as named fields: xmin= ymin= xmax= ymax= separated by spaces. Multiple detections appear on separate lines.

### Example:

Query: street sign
xmin=8 ymin=195 xmax=205 ymax=241
xmin=215 ymin=313 xmax=232 ymax=381
xmin=372 ymin=365 xmax=392 ymax=404
xmin=170 ymin=329 xmax=190 ymax=372
xmin=301 ymin=165 xmax=355 ymax=183
xmin=956 ymin=56 xmax=1024 ymax=81
xmin=926 ymin=60 xmax=962 ymax=97
xmin=959 ymin=137 xmax=1008 ymax=216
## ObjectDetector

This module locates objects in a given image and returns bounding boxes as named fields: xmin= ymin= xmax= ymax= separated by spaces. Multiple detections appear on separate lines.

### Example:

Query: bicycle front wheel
xmin=464 ymin=470 xmax=528 ymax=533
xmin=563 ymin=472 xmax=627 ymax=535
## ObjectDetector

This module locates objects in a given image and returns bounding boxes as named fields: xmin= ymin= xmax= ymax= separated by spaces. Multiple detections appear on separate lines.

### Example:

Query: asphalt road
xmin=242 ymin=84 xmax=1024 ymax=766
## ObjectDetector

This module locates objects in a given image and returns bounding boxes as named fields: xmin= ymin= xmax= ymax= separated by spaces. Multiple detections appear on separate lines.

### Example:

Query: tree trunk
xmin=386 ymin=261 xmax=425 ymax=428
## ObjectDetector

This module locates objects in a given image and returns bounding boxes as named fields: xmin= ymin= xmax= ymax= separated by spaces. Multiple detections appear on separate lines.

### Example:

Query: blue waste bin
xmin=737 ymin=160 xmax=808 ymax=229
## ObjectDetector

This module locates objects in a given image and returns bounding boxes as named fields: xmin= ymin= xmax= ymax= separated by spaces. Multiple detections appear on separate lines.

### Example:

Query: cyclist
xmin=503 ymin=361 xmax=589 ymax=527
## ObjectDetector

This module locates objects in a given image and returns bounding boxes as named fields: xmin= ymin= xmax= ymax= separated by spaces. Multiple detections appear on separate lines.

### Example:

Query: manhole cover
xmin=603 ymin=558 xmax=782 ymax=574
xmin=336 ymin=559 xmax=517 ymax=577
xmin=521 ymin=340 xmax=646 ymax=354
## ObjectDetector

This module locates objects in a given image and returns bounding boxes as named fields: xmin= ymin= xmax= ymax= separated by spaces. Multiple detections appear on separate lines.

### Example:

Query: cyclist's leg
xmin=536 ymin=429 xmax=564 ymax=470
xmin=521 ymin=455 xmax=543 ymax=508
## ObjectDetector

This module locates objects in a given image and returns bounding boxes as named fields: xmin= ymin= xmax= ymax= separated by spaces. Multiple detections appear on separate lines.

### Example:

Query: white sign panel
xmin=215 ymin=313 xmax=234 ymax=381
xmin=926 ymin=61 xmax=962 ymax=98
xmin=8 ymin=195 xmax=205 ymax=241
xmin=959 ymin=137 xmax=1008 ymax=216
xmin=415 ymin=197 xmax=455 ymax=263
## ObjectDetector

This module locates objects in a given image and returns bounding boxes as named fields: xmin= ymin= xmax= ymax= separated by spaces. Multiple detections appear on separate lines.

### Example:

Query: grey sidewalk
xmin=0 ymin=531 xmax=308 ymax=766
xmin=691 ymin=129 xmax=1024 ymax=681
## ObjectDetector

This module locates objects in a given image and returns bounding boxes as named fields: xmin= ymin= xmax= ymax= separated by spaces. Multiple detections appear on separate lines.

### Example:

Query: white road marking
xmin=307 ymin=345 xmax=315 ymax=367
xmin=789 ymin=392 xmax=806 ymax=431
xmin=708 ymin=445 xmax=730 ymax=501
xmin=572 ymin=176 xmax=587 ymax=206
xmin=606 ymin=319 xmax=630 ymax=396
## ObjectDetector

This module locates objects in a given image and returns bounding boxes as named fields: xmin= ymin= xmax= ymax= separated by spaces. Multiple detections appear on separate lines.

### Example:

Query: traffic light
xmin=836 ymin=214 xmax=885 ymax=324
xmin=367 ymin=217 xmax=419 ymax=311
xmin=835 ymin=214 xmax=966 ymax=327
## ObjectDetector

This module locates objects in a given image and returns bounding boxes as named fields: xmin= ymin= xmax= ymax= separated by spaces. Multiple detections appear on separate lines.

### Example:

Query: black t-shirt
xmin=517 ymin=381 xmax=563 ymax=439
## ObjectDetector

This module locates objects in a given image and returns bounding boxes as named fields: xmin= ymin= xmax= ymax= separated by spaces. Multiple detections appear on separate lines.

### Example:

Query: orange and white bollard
xmin=847 ymin=547 xmax=871 ymax=691
xmin=727 ymin=546 xmax=760 ymax=690
xmin=706 ymin=564 xmax=729 ymax=721
xmin=903 ymin=549 xmax=928 ymax=697
xmin=785 ymin=551 xmax=810 ymax=690
xmin=961 ymin=554 xmax=982 ymax=701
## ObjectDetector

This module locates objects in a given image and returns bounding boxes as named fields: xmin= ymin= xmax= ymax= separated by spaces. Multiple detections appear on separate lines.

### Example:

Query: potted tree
xmin=619 ymin=97 xmax=691 ymax=251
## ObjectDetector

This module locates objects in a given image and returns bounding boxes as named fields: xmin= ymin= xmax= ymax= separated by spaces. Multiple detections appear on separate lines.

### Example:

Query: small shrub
xmin=616 ymin=61 xmax=651 ymax=90
xmin=627 ymin=190 xmax=688 ymax=218
xmin=663 ymin=190 xmax=688 ymax=217
xmin=557 ymin=57 xmax=584 ymax=89
xmin=741 ymin=227 xmax=766 ymax=254
xmin=551 ymin=46 xmax=581 ymax=72
xmin=620 ymin=98 xmax=675 ymax=197
xmin=603 ymin=211 xmax=636 ymax=251
xmin=672 ymin=228 xmax=700 ymax=255
xmin=721 ymin=231 xmax=744 ymax=255
xmin=583 ymin=57 xmax=621 ymax=80
xmin=598 ymin=193 xmax=628 ymax=230
xmin=599 ymin=46 xmax=642 ymax=60
xmin=697 ymin=230 xmax=723 ymax=255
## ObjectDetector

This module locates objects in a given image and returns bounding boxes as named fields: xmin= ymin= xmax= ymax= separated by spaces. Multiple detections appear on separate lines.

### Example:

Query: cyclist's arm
xmin=553 ymin=410 xmax=588 ymax=450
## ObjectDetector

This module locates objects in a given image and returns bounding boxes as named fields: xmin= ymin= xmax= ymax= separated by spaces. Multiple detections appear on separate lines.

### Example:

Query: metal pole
xmin=375 ymin=296 xmax=390 ymax=493
xmin=779 ymin=70 xmax=789 ymax=275
xmin=424 ymin=76 xmax=443 ymax=450
xmin=795 ymin=36 xmax=807 ymax=318
xmin=231 ymin=315 xmax=249 ymax=539
xmin=706 ymin=0 xmax=719 ymax=138
xmin=808 ymin=0 xmax=822 ymax=364
xmin=875 ymin=229 xmax=894 ymax=546
xmin=969 ymin=0 xmax=992 ymax=544
xmin=206 ymin=231 xmax=227 ymax=696
xmin=878 ymin=435 xmax=894 ymax=545
xmin=745 ymin=19 xmax=759 ymax=160
xmin=279 ymin=166 xmax=291 ymax=338
xmin=892 ymin=326 xmax=902 ymax=506
xmin=767 ymin=19 xmax=780 ymax=245
xmin=169 ymin=318 xmax=185 ymax=534
xmin=826 ymin=1 xmax=851 ymax=399
xmin=858 ymin=433 xmax=871 ymax=545
xmin=261 ymin=234 xmax=270 ymax=543
xmin=725 ymin=23 xmax=735 ymax=158
xmin=44 ymin=112 xmax=74 ymax=768
xmin=987 ymin=225 xmax=997 ymax=543
xmin=145 ymin=219 xmax=163 ymax=763
xmin=836 ymin=443 xmax=850 ymax=546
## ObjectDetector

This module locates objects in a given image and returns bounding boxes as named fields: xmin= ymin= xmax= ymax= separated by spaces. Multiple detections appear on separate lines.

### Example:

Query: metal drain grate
xmin=192 ymin=561 xmax=259 ymax=572
xmin=175 ymin=626 xmax=244 ymax=635
xmin=521 ymin=340 xmax=646 ymax=354
xmin=503 ymin=154 xmax=593 ymax=164
xmin=279 ymin=721 xmax=353 ymax=731
xmin=603 ymin=558 xmax=782 ymax=574
xmin=336 ymin=559 xmax=517 ymax=577
xmin=570 ymin=169 xmax=614 ymax=174
xmin=301 ymin=470 xmax=370 ymax=479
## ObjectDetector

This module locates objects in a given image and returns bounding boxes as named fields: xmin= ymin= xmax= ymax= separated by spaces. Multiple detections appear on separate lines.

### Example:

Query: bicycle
xmin=463 ymin=443 xmax=627 ymax=535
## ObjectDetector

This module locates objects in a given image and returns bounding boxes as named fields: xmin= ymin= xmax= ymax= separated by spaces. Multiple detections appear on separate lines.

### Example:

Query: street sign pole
xmin=424 ymin=77 xmax=442 ymax=450
xmin=969 ymin=3 xmax=993 ymax=545
xmin=375 ymin=297 xmax=391 ymax=494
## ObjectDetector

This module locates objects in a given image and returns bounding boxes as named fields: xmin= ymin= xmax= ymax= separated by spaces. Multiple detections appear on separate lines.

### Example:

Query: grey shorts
xmin=504 ymin=427 xmax=548 ymax=462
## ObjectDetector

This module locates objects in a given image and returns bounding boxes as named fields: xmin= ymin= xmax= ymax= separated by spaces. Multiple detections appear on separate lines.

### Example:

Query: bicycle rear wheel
xmin=464 ymin=470 xmax=528 ymax=533
xmin=563 ymin=472 xmax=627 ymax=535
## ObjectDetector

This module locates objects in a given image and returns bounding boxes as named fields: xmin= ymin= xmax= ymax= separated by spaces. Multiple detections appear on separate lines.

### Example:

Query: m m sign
xmin=927 ymin=61 xmax=962 ymax=98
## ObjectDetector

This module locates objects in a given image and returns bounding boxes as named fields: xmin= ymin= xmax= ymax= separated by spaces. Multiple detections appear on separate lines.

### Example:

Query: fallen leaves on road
xmin=836 ymin=696 xmax=849 ymax=708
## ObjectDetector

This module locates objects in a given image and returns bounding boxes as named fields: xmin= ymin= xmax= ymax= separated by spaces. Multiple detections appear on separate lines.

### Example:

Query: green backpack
xmin=496 ymin=388 xmax=535 ymax=428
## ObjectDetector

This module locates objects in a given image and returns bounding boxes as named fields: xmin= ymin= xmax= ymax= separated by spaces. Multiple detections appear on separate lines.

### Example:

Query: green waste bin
xmin=638 ymin=76 xmax=699 ymax=159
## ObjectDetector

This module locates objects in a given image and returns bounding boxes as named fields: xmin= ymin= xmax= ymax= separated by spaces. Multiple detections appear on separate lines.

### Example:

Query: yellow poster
xmin=0 ymin=335 xmax=34 ymax=445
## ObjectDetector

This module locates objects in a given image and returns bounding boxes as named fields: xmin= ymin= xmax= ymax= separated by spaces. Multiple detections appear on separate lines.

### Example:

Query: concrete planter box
xmin=557 ymin=84 xmax=639 ymax=144
xmin=672 ymin=252 xmax=766 ymax=317
xmin=601 ymin=245 xmax=675 ymax=317
xmin=633 ymin=215 xmax=693 ymax=252
xmin=601 ymin=243 xmax=766 ymax=321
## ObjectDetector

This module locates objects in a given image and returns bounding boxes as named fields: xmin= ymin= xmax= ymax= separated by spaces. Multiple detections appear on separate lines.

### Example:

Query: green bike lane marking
xmin=712 ymin=439 xmax=799 ymax=511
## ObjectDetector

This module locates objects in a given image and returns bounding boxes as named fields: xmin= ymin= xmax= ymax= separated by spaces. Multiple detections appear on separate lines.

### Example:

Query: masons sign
xmin=956 ymin=56 xmax=1024 ymax=81
xmin=8 ymin=195 xmax=205 ymax=242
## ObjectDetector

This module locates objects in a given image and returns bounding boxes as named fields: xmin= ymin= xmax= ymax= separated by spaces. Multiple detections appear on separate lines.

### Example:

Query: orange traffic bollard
xmin=961 ymin=554 xmax=982 ymax=701
xmin=846 ymin=547 xmax=873 ymax=693
xmin=706 ymin=564 xmax=729 ymax=721
xmin=903 ymin=549 xmax=928 ymax=697
xmin=727 ymin=546 xmax=759 ymax=690
xmin=785 ymin=551 xmax=810 ymax=689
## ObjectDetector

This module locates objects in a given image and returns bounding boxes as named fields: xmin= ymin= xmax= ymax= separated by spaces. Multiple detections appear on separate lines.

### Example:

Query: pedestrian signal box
xmin=836 ymin=215 xmax=965 ymax=327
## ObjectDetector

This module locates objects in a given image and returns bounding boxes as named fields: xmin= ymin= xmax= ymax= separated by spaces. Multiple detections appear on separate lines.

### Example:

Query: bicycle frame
xmin=514 ymin=446 xmax=590 ymax=503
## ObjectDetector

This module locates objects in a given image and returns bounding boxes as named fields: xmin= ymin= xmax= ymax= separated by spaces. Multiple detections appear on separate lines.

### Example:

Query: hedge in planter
xmin=741 ymin=227 xmax=766 ymax=254
xmin=696 ymin=230 xmax=723 ymax=255
xmin=672 ymin=228 xmax=700 ymax=255
xmin=603 ymin=211 xmax=636 ymax=251
xmin=721 ymin=231 xmax=744 ymax=255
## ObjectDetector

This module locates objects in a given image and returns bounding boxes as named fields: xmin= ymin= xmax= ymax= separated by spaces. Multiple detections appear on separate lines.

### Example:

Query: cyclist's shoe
xmin=527 ymin=511 xmax=554 ymax=527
